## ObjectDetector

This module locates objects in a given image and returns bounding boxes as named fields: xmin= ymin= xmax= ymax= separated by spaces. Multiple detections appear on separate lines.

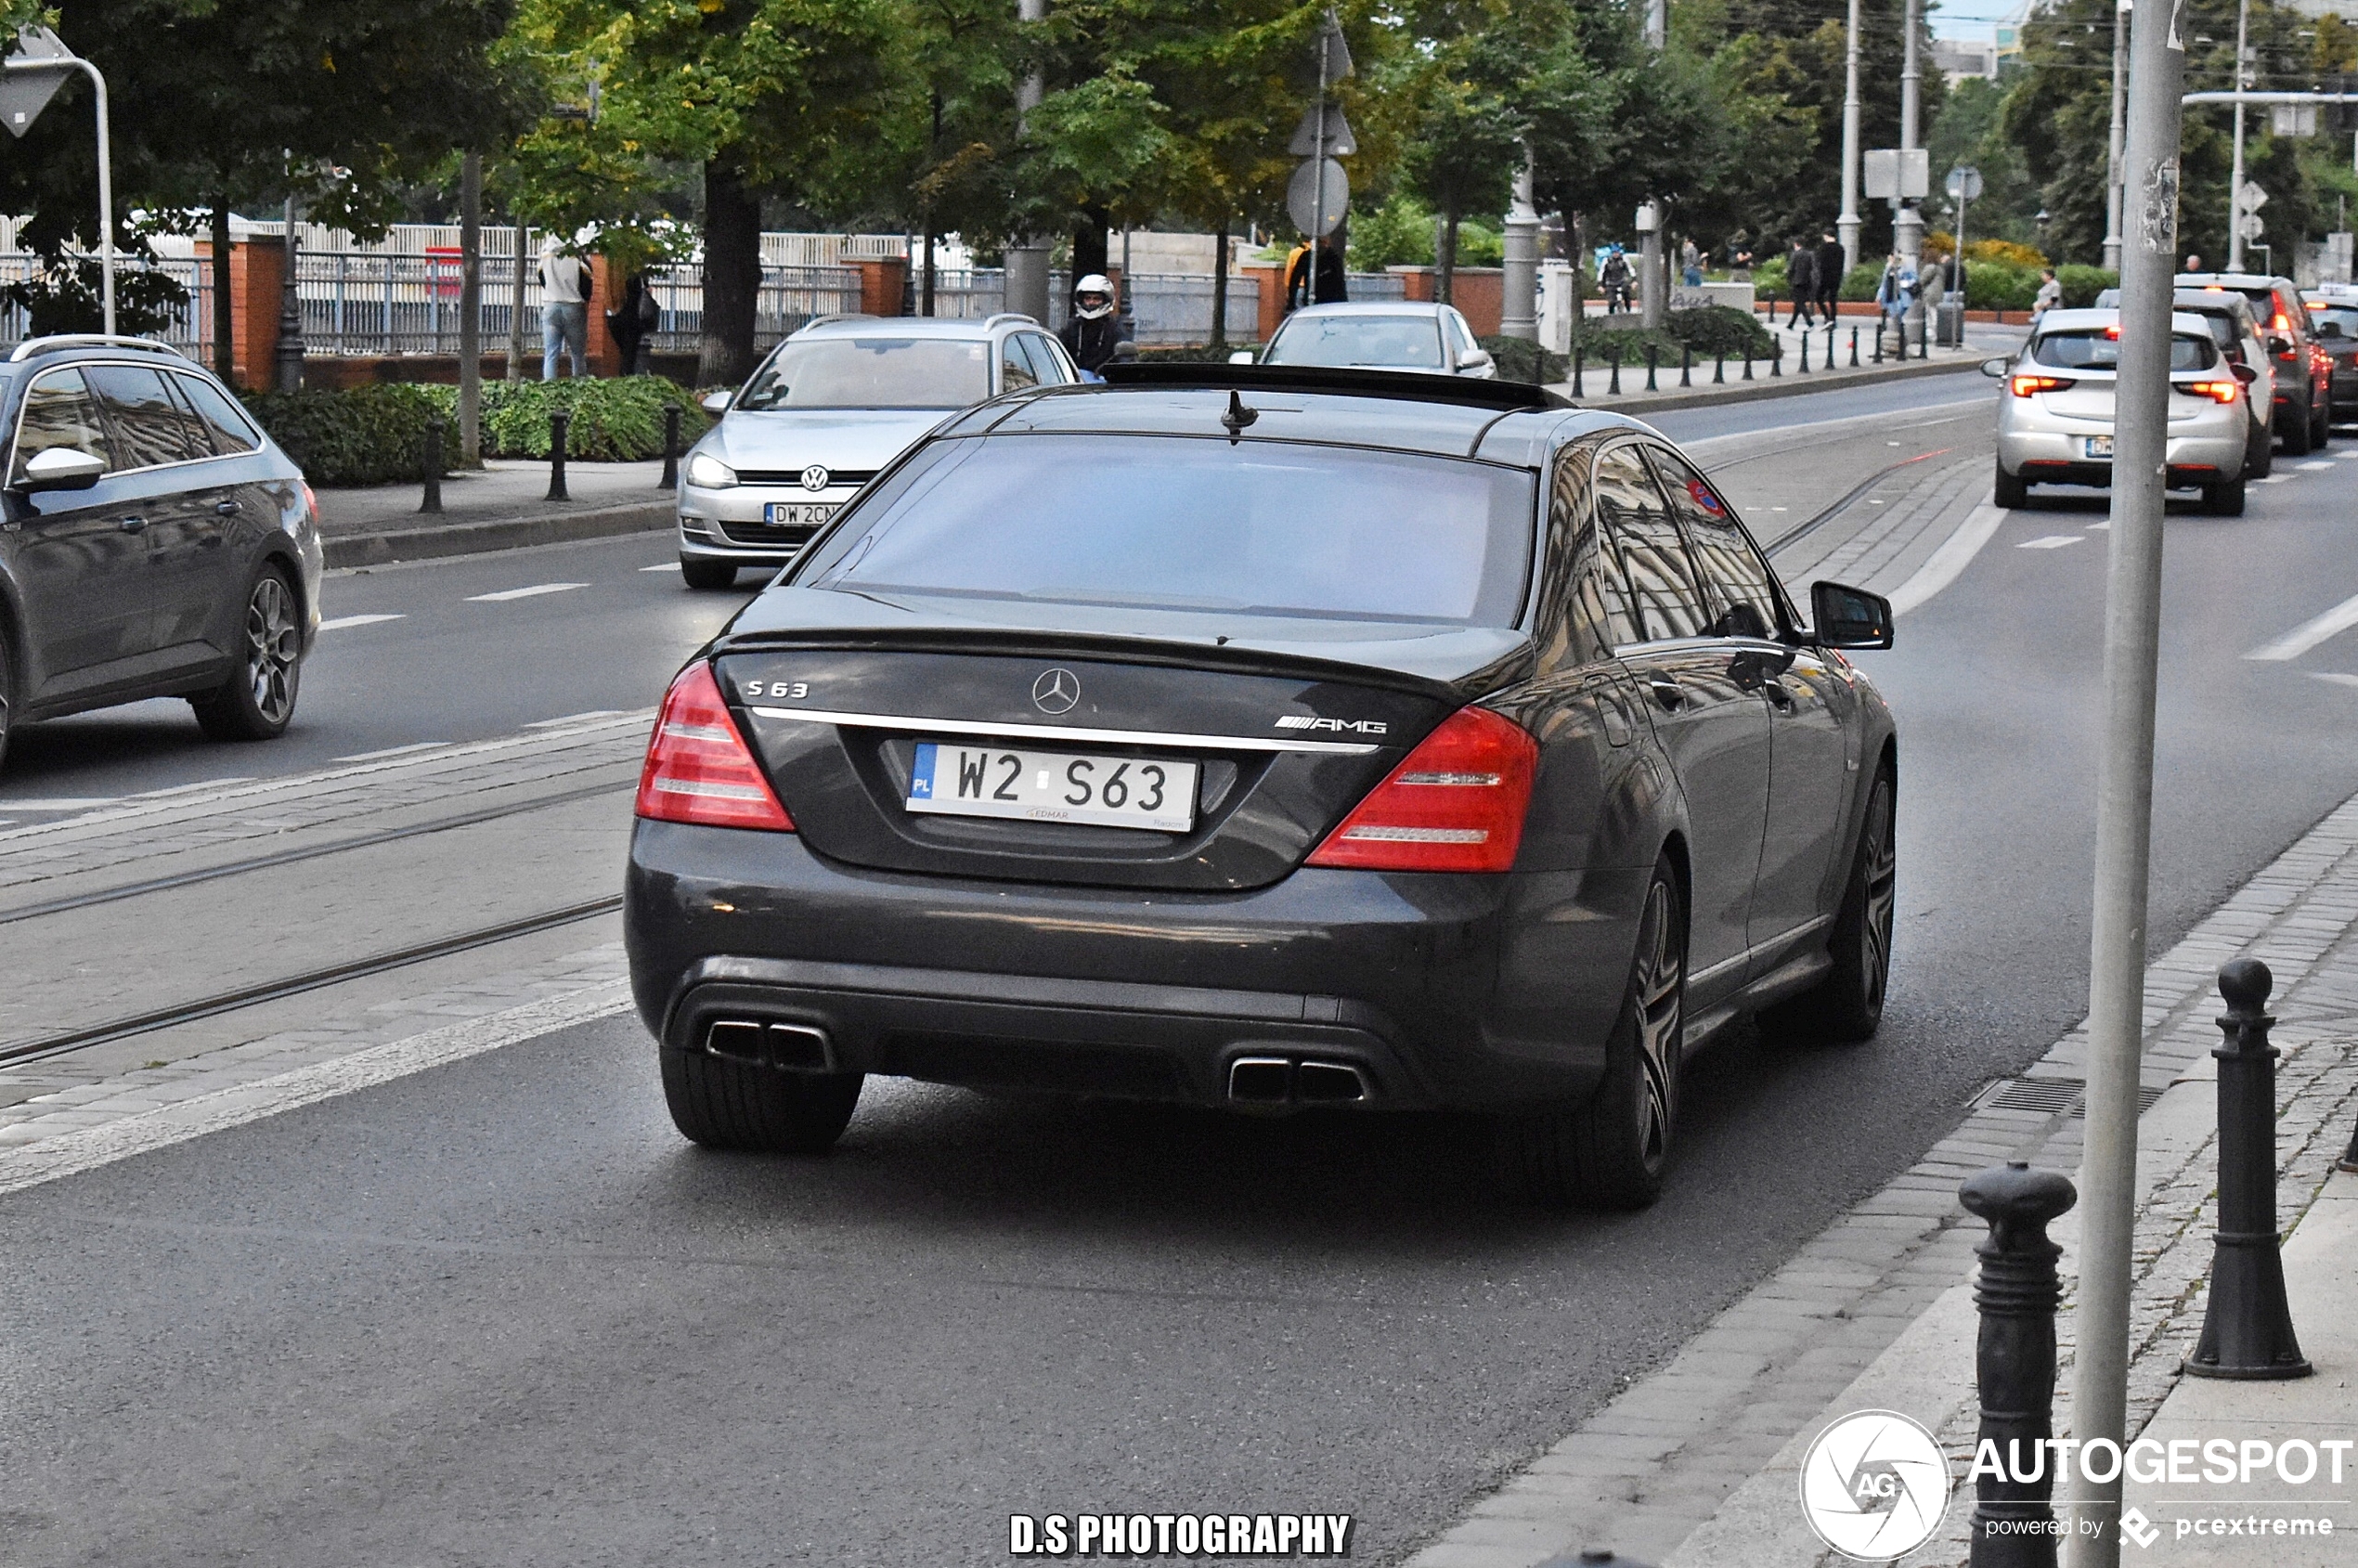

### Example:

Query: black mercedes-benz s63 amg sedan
xmin=624 ymin=364 xmax=1898 ymax=1209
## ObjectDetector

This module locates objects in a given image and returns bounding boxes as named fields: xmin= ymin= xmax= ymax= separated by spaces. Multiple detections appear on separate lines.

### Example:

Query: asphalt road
xmin=7 ymin=370 xmax=2358 ymax=1564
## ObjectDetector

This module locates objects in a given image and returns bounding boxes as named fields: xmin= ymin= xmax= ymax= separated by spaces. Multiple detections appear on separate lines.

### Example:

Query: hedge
xmin=434 ymin=375 xmax=711 ymax=461
xmin=2057 ymin=265 xmax=2119 ymax=308
xmin=241 ymin=383 xmax=448 ymax=487
xmin=1963 ymin=262 xmax=2040 ymax=312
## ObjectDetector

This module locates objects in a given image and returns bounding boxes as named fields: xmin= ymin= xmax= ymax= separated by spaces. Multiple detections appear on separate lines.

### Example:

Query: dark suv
xmin=0 ymin=336 xmax=320 ymax=769
xmin=2180 ymin=273 xmax=2333 ymax=453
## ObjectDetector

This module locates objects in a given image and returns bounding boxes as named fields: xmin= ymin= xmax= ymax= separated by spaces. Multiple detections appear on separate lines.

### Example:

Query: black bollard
xmin=2339 ymin=1113 xmax=2358 ymax=1174
xmin=1644 ymin=342 xmax=1658 ymax=392
xmin=546 ymin=408 xmax=571 ymax=502
xmin=1714 ymin=347 xmax=1725 ymax=384
xmin=1920 ymin=315 xmax=1931 ymax=359
xmin=1961 ymin=1161 xmax=2077 ymax=1567
xmin=419 ymin=417 xmax=445 ymax=515
xmin=1573 ymin=344 xmax=1585 ymax=400
xmin=1679 ymin=343 xmax=1691 ymax=387
xmin=658 ymin=401 xmax=682 ymax=491
xmin=1608 ymin=345 xmax=1621 ymax=396
xmin=1874 ymin=323 xmax=1885 ymax=363
xmin=1850 ymin=326 xmax=1859 ymax=367
xmin=1798 ymin=331 xmax=1811 ymax=372
xmin=2184 ymin=960 xmax=2313 ymax=1380
xmin=1828 ymin=320 xmax=1838 ymax=369
xmin=1770 ymin=341 xmax=1782 ymax=377
xmin=1742 ymin=349 xmax=1754 ymax=381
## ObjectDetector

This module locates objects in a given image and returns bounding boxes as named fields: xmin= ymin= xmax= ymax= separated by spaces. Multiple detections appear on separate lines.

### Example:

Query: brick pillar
xmin=587 ymin=253 xmax=620 ymax=376
xmin=1242 ymin=262 xmax=1284 ymax=343
xmin=1390 ymin=266 xmax=1436 ymax=303
xmin=853 ymin=258 xmax=909 ymax=317
xmin=227 ymin=240 xmax=283 ymax=392
xmin=1452 ymin=268 xmax=1504 ymax=336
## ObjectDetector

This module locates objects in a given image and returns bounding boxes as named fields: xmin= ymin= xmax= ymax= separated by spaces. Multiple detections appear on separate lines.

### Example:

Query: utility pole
xmin=1898 ymin=0 xmax=1924 ymax=330
xmin=1003 ymin=0 xmax=1053 ymax=326
xmin=1840 ymin=0 xmax=1864 ymax=274
xmin=2105 ymin=0 xmax=2131 ymax=269
xmin=1 ymin=27 xmax=114 ymax=334
xmin=2227 ymin=0 xmax=2252 ymax=269
xmin=2066 ymin=0 xmax=2187 ymax=1558
xmin=1640 ymin=0 xmax=1667 ymax=328
xmin=1500 ymin=142 xmax=1540 ymax=342
xmin=459 ymin=152 xmax=483 ymax=465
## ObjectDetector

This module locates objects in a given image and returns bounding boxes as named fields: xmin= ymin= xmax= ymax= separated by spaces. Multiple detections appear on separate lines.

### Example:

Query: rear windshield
xmin=2030 ymin=331 xmax=2215 ymax=371
xmin=737 ymin=337 xmax=991 ymax=410
xmin=1264 ymin=316 xmax=1447 ymax=369
xmin=2308 ymin=305 xmax=2358 ymax=341
xmin=797 ymin=434 xmax=1535 ymax=626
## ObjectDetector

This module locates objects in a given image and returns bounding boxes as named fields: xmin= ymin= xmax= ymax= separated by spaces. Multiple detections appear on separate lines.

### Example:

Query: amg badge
xmin=1275 ymin=715 xmax=1387 ymax=735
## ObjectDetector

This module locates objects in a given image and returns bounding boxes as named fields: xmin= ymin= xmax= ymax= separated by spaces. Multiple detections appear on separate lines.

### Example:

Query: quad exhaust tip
xmin=1227 ymin=1055 xmax=1369 ymax=1106
xmin=706 ymin=1017 xmax=833 ymax=1072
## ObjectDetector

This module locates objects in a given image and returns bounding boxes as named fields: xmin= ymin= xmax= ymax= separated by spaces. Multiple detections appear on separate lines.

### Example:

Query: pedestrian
xmin=1285 ymin=236 xmax=1347 ymax=310
xmin=1814 ymin=229 xmax=1844 ymax=324
xmin=1876 ymin=251 xmax=1915 ymax=330
xmin=1058 ymin=273 xmax=1124 ymax=374
xmin=538 ymin=237 xmax=590 ymax=381
xmin=603 ymin=269 xmax=658 ymax=377
xmin=2031 ymin=266 xmax=2063 ymax=323
xmin=2183 ymin=253 xmax=2204 ymax=274
xmin=1786 ymin=237 xmax=1817 ymax=328
xmin=1600 ymin=244 xmax=1634 ymax=314
xmin=1726 ymin=229 xmax=1755 ymax=282
xmin=1680 ymin=238 xmax=1703 ymax=289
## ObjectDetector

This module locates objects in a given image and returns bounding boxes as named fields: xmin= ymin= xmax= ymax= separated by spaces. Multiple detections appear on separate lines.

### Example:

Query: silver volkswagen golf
xmin=676 ymin=315 xmax=1082 ymax=590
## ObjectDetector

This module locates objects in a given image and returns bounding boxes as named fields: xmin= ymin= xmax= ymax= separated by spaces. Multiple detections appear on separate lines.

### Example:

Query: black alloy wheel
xmin=2312 ymin=390 xmax=2332 ymax=448
xmin=662 ymin=1046 xmax=864 ymax=1154
xmin=192 ymin=565 xmax=302 ymax=741
xmin=680 ymin=557 xmax=741 ymax=591
xmin=2247 ymin=416 xmax=2274 ymax=478
xmin=1993 ymin=462 xmax=2028 ymax=510
xmin=1765 ymin=767 xmax=1897 ymax=1044
xmin=1497 ymin=853 xmax=1687 ymax=1211
xmin=0 ymin=632 xmax=13 ymax=773
xmin=2202 ymin=477 xmax=2248 ymax=517
xmin=2281 ymin=402 xmax=2314 ymax=456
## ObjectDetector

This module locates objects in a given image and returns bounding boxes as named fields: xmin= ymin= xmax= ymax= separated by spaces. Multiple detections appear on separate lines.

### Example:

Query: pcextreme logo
xmin=1798 ymin=1409 xmax=1955 ymax=1560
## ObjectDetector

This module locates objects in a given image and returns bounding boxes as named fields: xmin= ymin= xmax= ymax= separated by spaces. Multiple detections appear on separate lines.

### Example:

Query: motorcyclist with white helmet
xmin=1058 ymin=273 xmax=1124 ymax=374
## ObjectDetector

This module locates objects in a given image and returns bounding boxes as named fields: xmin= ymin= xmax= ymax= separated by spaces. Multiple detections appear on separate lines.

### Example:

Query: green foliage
xmin=458 ymin=375 xmax=713 ymax=460
xmin=242 ymin=384 xmax=449 ymax=487
xmin=1563 ymin=305 xmax=1775 ymax=375
xmin=1350 ymin=194 xmax=1437 ymax=270
xmin=1481 ymin=336 xmax=1569 ymax=384
xmin=1138 ymin=343 xmax=1261 ymax=364
xmin=1838 ymin=263 xmax=1885 ymax=303
xmin=1752 ymin=257 xmax=1788 ymax=299
xmin=1963 ymin=262 xmax=2040 ymax=312
xmin=2056 ymin=265 xmax=2118 ymax=308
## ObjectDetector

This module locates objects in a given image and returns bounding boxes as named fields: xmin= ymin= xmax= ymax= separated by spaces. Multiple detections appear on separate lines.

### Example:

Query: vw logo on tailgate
xmin=799 ymin=464 xmax=830 ymax=491
xmin=1031 ymin=668 xmax=1081 ymax=715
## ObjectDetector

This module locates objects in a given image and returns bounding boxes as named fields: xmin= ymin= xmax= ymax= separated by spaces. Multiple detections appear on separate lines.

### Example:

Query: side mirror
xmin=700 ymin=389 xmax=732 ymax=415
xmin=1456 ymin=348 xmax=1494 ymax=371
xmin=16 ymin=446 xmax=105 ymax=493
xmin=2232 ymin=362 xmax=2260 ymax=384
xmin=2267 ymin=335 xmax=2293 ymax=356
xmin=1981 ymin=356 xmax=2012 ymax=378
xmin=1111 ymin=341 xmax=1139 ymax=363
xmin=1810 ymin=580 xmax=1895 ymax=650
xmin=1226 ymin=349 xmax=1255 ymax=366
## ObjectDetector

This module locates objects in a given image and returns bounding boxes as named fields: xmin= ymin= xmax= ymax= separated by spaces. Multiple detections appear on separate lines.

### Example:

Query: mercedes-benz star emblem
xmin=800 ymin=464 xmax=830 ymax=492
xmin=1031 ymin=668 xmax=1081 ymax=715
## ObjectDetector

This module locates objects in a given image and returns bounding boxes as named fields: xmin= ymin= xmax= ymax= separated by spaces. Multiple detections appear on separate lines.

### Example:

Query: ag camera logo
xmin=1798 ymin=1409 xmax=1954 ymax=1560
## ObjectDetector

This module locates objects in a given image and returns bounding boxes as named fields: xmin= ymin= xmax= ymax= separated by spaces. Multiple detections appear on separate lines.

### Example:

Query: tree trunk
xmin=209 ymin=192 xmax=233 ymax=385
xmin=1072 ymin=207 xmax=1109 ymax=283
xmin=699 ymin=161 xmax=763 ymax=386
xmin=1439 ymin=203 xmax=1460 ymax=305
xmin=1210 ymin=218 xmax=1230 ymax=346
xmin=922 ymin=90 xmax=940 ymax=317
xmin=1569 ymin=213 xmax=1587 ymax=343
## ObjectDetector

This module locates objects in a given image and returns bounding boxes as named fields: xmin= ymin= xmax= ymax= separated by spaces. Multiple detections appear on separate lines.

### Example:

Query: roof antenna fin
xmin=1221 ymin=388 xmax=1260 ymax=443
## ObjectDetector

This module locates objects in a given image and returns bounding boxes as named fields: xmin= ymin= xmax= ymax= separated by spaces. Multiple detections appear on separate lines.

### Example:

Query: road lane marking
xmin=2299 ymin=460 xmax=2336 ymax=471
xmin=134 ymin=778 xmax=255 ymax=798
xmin=465 ymin=583 xmax=587 ymax=603
xmin=2018 ymin=535 xmax=2083 ymax=549
xmin=640 ymin=563 xmax=681 ymax=573
xmin=2086 ymin=521 xmax=2111 ymax=530
xmin=0 ymin=798 xmax=119 ymax=811
xmin=2254 ymin=475 xmax=2290 ymax=485
xmin=2309 ymin=673 xmax=2358 ymax=689
xmin=1887 ymin=499 xmax=2006 ymax=617
xmin=330 ymin=742 xmax=450 ymax=763
xmin=525 ymin=710 xmax=631 ymax=729
xmin=2247 ymin=591 xmax=2358 ymax=660
xmin=317 ymin=614 xmax=405 ymax=631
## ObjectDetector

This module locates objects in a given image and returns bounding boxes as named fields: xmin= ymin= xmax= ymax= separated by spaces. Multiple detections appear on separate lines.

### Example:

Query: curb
xmin=1549 ymin=356 xmax=1989 ymax=415
xmin=321 ymin=499 xmax=675 ymax=570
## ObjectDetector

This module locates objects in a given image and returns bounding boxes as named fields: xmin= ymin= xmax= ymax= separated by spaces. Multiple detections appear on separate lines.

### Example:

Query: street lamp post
xmin=1500 ymin=143 xmax=1540 ymax=343
xmin=1003 ymin=0 xmax=1053 ymax=326
xmin=1 ymin=27 xmax=115 ymax=335
xmin=1898 ymin=0 xmax=1925 ymax=332
xmin=2228 ymin=0 xmax=2253 ymax=269
xmin=276 ymin=191 xmax=304 ymax=393
xmin=2104 ymin=0 xmax=2130 ymax=269
xmin=1839 ymin=0 xmax=1864 ymax=275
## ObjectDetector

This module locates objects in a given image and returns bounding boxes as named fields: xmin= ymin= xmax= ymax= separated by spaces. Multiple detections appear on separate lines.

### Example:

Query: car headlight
xmin=684 ymin=452 xmax=737 ymax=489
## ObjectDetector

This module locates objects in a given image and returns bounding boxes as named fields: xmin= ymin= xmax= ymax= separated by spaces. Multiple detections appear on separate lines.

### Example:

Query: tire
xmin=1993 ymin=462 xmax=2029 ymax=510
xmin=680 ymin=557 xmax=740 ymax=591
xmin=1763 ymin=768 xmax=1896 ymax=1044
xmin=2280 ymin=404 xmax=2313 ymax=457
xmin=190 ymin=564 xmax=302 ymax=742
xmin=1496 ymin=855 xmax=1686 ymax=1211
xmin=2203 ymin=478 xmax=2248 ymax=516
xmin=661 ymin=1046 xmax=863 ymax=1154
xmin=0 ymin=629 xmax=14 ymax=774
xmin=2312 ymin=394 xmax=2331 ymax=448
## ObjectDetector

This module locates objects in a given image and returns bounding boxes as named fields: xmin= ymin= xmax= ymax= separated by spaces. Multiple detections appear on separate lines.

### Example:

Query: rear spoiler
xmin=1099 ymin=361 xmax=1572 ymax=412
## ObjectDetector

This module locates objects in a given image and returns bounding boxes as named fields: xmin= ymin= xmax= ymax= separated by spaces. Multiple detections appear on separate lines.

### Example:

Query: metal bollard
xmin=1742 ymin=349 xmax=1753 ymax=381
xmin=1920 ymin=317 xmax=1931 ymax=359
xmin=1874 ymin=323 xmax=1885 ymax=363
xmin=1608 ymin=345 xmax=1621 ymax=396
xmin=1644 ymin=343 xmax=1658 ymax=392
xmin=1573 ymin=344 xmax=1585 ymax=400
xmin=546 ymin=408 xmax=571 ymax=502
xmin=1770 ymin=341 xmax=1781 ymax=377
xmin=1828 ymin=320 xmax=1838 ymax=368
xmin=658 ymin=401 xmax=681 ymax=491
xmin=1713 ymin=347 xmax=1724 ymax=384
xmin=1850 ymin=326 xmax=1859 ymax=367
xmin=2184 ymin=959 xmax=2313 ymax=1380
xmin=419 ymin=417 xmax=445 ymax=515
xmin=1679 ymin=343 xmax=1691 ymax=387
xmin=1961 ymin=1161 xmax=2077 ymax=1567
xmin=1798 ymin=331 xmax=1811 ymax=372
xmin=2339 ymin=1112 xmax=2358 ymax=1173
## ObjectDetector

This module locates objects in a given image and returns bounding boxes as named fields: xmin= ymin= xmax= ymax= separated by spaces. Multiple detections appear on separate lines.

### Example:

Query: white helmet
xmin=1072 ymin=274 xmax=1115 ymax=320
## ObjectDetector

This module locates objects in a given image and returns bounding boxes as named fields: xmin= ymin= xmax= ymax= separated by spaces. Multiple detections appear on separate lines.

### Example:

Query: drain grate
xmin=1972 ymin=1078 xmax=2170 ymax=1118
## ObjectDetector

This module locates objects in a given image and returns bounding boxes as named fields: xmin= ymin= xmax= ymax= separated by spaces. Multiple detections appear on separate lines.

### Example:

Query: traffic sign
xmin=1287 ymin=157 xmax=1349 ymax=237
xmin=2239 ymin=212 xmax=2266 ymax=240
xmin=1309 ymin=11 xmax=1354 ymax=83
xmin=1288 ymin=100 xmax=1357 ymax=158
xmin=1865 ymin=148 xmax=1930 ymax=201
xmin=2239 ymin=180 xmax=2269 ymax=213
xmin=1946 ymin=165 xmax=1984 ymax=201
xmin=0 ymin=25 xmax=75 ymax=140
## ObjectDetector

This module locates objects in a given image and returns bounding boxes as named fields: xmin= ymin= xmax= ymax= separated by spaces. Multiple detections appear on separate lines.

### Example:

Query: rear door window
xmin=171 ymin=371 xmax=261 ymax=453
xmin=1548 ymin=444 xmax=1643 ymax=658
xmin=2030 ymin=331 xmax=2215 ymax=371
xmin=1017 ymin=333 xmax=1068 ymax=384
xmin=9 ymin=368 xmax=113 ymax=482
xmin=1648 ymin=448 xmax=1784 ymax=640
xmin=999 ymin=336 xmax=1039 ymax=393
xmin=84 ymin=363 xmax=203 ymax=469
xmin=1593 ymin=444 xmax=1709 ymax=641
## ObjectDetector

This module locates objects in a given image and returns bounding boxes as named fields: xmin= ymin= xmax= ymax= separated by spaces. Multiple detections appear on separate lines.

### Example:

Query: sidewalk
xmin=314 ymin=458 xmax=674 ymax=569
xmin=1546 ymin=314 xmax=2028 ymax=414
xmin=1409 ymin=786 xmax=2358 ymax=1567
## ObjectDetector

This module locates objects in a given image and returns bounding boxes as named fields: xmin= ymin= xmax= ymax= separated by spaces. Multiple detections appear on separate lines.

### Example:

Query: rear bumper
xmin=1999 ymin=427 xmax=2247 ymax=486
xmin=624 ymin=820 xmax=1649 ymax=1112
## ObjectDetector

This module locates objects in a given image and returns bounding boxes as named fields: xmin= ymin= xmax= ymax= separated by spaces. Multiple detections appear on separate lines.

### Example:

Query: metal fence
xmin=645 ymin=265 xmax=863 ymax=355
xmin=911 ymin=268 xmax=1406 ymax=344
xmin=0 ymin=253 xmax=214 ymax=358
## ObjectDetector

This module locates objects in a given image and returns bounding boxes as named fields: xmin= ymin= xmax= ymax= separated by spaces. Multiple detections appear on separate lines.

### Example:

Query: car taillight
xmin=2179 ymin=378 xmax=2240 ymax=403
xmin=1305 ymin=706 xmax=1537 ymax=873
xmin=2011 ymin=374 xmax=2073 ymax=397
xmin=635 ymin=661 xmax=794 ymax=831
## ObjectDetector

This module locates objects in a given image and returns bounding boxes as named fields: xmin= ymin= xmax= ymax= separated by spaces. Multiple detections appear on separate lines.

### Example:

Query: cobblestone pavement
xmin=1407 ymin=784 xmax=2358 ymax=1568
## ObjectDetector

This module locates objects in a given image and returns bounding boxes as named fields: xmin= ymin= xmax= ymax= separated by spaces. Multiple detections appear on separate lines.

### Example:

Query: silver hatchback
xmin=1987 ymin=308 xmax=2256 ymax=516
